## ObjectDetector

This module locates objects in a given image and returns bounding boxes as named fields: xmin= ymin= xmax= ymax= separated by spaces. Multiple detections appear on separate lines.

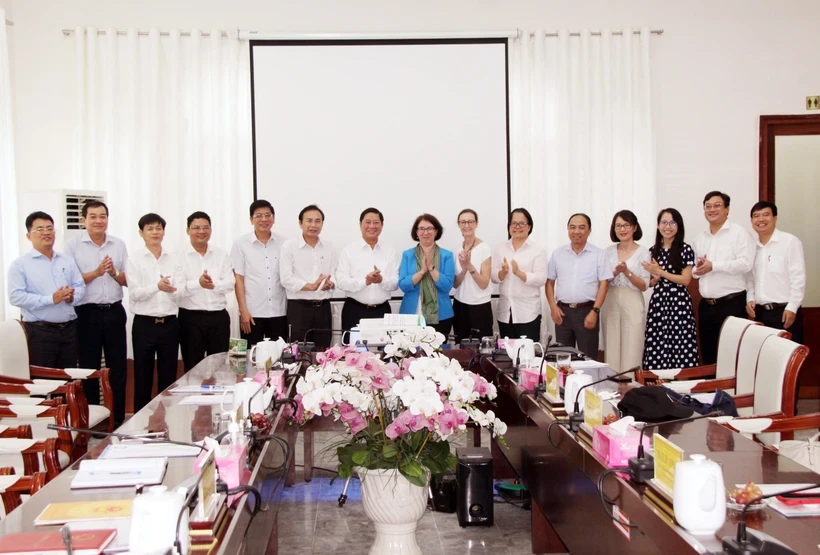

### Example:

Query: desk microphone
xmin=302 ymin=328 xmax=344 ymax=352
xmin=626 ymin=411 xmax=722 ymax=483
xmin=722 ymin=483 xmax=819 ymax=555
xmin=47 ymin=424 xmax=208 ymax=454
xmin=534 ymin=334 xmax=553 ymax=395
xmin=459 ymin=328 xmax=482 ymax=352
xmin=567 ymin=367 xmax=638 ymax=432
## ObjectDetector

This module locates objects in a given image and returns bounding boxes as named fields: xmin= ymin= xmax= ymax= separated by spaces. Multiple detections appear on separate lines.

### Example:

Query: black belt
xmin=25 ymin=320 xmax=76 ymax=330
xmin=79 ymin=301 xmax=122 ymax=311
xmin=557 ymin=301 xmax=595 ymax=309
xmin=345 ymin=298 xmax=387 ymax=309
xmin=290 ymin=299 xmax=329 ymax=308
xmin=702 ymin=291 xmax=745 ymax=305
xmin=758 ymin=302 xmax=788 ymax=311
xmin=135 ymin=314 xmax=177 ymax=324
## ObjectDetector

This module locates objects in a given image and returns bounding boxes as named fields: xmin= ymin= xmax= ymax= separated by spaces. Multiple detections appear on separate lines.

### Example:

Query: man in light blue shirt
xmin=7 ymin=211 xmax=86 ymax=369
xmin=546 ymin=213 xmax=612 ymax=358
xmin=66 ymin=200 xmax=129 ymax=426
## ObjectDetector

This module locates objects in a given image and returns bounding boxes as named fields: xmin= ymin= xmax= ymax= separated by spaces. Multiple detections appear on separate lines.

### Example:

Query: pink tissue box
xmin=592 ymin=424 xmax=652 ymax=468
xmin=519 ymin=367 xmax=542 ymax=390
xmin=195 ymin=443 xmax=252 ymax=496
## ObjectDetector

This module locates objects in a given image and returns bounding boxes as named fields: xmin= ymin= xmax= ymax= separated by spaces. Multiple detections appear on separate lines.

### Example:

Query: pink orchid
xmin=437 ymin=411 xmax=460 ymax=436
xmin=385 ymin=362 xmax=401 ymax=379
xmin=325 ymin=345 xmax=344 ymax=361
xmin=347 ymin=413 xmax=367 ymax=435
xmin=385 ymin=419 xmax=410 ymax=440
xmin=320 ymin=402 xmax=334 ymax=417
xmin=473 ymin=376 xmax=491 ymax=397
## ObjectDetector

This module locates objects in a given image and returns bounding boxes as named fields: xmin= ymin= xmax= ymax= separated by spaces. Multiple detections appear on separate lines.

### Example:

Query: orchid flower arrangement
xmin=293 ymin=327 xmax=506 ymax=487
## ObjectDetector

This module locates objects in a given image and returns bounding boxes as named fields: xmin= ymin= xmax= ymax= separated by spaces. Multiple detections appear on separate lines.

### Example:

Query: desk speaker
xmin=456 ymin=447 xmax=493 ymax=527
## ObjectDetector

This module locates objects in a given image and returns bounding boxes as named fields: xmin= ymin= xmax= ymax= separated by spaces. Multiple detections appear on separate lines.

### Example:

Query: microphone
xmin=535 ymin=334 xmax=553 ymax=394
xmin=459 ymin=328 xmax=482 ymax=352
xmin=302 ymin=328 xmax=344 ymax=351
xmin=627 ymin=411 xmax=722 ymax=483
xmin=567 ymin=367 xmax=638 ymax=432
xmin=47 ymin=423 xmax=208 ymax=454
xmin=722 ymin=483 xmax=820 ymax=555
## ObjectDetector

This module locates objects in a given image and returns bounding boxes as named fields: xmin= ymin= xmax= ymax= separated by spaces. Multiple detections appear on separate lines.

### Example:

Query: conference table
xmin=480 ymin=358 xmax=820 ymax=555
xmin=0 ymin=353 xmax=294 ymax=554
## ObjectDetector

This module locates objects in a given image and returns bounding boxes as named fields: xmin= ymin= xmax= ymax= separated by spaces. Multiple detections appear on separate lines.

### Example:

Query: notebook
xmin=0 ymin=528 xmax=117 ymax=554
xmin=69 ymin=457 xmax=167 ymax=489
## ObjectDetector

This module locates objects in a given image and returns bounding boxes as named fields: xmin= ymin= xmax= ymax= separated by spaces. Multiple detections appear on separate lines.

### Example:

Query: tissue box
xmin=592 ymin=424 xmax=652 ymax=467
xmin=519 ymin=367 xmax=542 ymax=390
xmin=229 ymin=338 xmax=248 ymax=356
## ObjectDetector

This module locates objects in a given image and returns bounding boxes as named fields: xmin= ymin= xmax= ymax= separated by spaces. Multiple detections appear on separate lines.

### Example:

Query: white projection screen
xmin=250 ymin=39 xmax=510 ymax=275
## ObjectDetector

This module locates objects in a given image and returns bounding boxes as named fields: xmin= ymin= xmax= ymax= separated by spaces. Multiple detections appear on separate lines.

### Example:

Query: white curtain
xmin=73 ymin=27 xmax=253 ymax=342
xmin=0 ymin=9 xmax=20 ymax=321
xmin=509 ymin=28 xmax=656 ymax=251
xmin=509 ymin=28 xmax=656 ymax=342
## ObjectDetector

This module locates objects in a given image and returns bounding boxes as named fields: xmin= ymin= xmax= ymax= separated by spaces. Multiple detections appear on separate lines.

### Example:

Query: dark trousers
xmin=453 ymin=299 xmax=494 ymax=344
xmin=431 ymin=318 xmax=454 ymax=338
xmin=755 ymin=305 xmax=804 ymax=345
xmin=241 ymin=316 xmax=288 ymax=347
xmin=555 ymin=305 xmax=599 ymax=359
xmin=23 ymin=320 xmax=79 ymax=369
xmin=132 ymin=315 xmax=180 ymax=413
xmin=497 ymin=314 xmax=542 ymax=344
xmin=287 ymin=300 xmax=332 ymax=349
xmin=698 ymin=293 xmax=747 ymax=365
xmin=178 ymin=308 xmax=230 ymax=372
xmin=341 ymin=299 xmax=392 ymax=332
xmin=75 ymin=302 xmax=128 ymax=423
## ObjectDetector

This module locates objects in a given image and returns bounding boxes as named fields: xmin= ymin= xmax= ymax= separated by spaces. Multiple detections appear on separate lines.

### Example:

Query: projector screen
xmin=250 ymin=38 xmax=510 ymax=295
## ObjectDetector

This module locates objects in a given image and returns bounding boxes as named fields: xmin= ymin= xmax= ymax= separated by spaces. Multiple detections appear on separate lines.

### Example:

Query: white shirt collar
xmin=80 ymin=229 xmax=110 ymax=246
xmin=296 ymin=235 xmax=324 ymax=249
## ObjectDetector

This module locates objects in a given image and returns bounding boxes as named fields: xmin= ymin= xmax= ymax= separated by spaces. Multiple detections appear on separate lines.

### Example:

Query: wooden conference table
xmin=0 ymin=353 xmax=293 ymax=554
xmin=480 ymin=358 xmax=820 ymax=555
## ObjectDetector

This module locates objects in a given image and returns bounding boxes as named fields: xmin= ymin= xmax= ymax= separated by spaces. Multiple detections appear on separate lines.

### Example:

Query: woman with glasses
xmin=601 ymin=210 xmax=651 ymax=373
xmin=641 ymin=208 xmax=699 ymax=369
xmin=399 ymin=214 xmax=455 ymax=336
xmin=492 ymin=208 xmax=547 ymax=341
xmin=452 ymin=209 xmax=493 ymax=343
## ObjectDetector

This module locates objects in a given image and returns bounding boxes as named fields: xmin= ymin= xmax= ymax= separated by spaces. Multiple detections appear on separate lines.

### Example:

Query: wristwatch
xmin=591 ymin=307 xmax=600 ymax=314
xmin=469 ymin=269 xmax=476 ymax=274
xmin=627 ymin=271 xmax=633 ymax=278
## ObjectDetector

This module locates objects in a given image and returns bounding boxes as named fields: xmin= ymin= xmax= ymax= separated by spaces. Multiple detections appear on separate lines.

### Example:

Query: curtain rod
xmin=62 ymin=28 xmax=230 ymax=37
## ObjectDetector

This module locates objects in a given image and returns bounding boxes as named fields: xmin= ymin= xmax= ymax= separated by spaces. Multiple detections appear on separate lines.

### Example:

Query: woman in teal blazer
xmin=399 ymin=213 xmax=455 ymax=336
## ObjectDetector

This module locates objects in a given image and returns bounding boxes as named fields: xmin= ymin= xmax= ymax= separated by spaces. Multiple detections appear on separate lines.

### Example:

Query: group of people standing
xmin=7 ymin=190 xmax=805 ymax=423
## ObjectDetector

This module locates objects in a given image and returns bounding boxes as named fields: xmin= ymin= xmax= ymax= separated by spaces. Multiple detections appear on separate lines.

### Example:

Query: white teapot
xmin=673 ymin=454 xmax=726 ymax=534
xmin=249 ymin=337 xmax=286 ymax=368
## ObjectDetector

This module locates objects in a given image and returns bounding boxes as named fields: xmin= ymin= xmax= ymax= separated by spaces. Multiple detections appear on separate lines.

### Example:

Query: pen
xmin=61 ymin=526 xmax=73 ymax=555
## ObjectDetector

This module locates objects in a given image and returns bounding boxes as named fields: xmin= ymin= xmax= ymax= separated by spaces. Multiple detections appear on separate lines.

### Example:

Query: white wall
xmin=8 ymin=0 xmax=820 ymax=249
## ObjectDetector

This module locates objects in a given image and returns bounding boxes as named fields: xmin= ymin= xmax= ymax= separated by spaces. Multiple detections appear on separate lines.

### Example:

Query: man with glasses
xmin=66 ymin=200 xmax=129 ymax=427
xmin=546 ymin=213 xmax=612 ymax=359
xmin=280 ymin=204 xmax=338 ymax=349
xmin=8 ymin=212 xmax=86 ymax=369
xmin=337 ymin=207 xmax=399 ymax=332
xmin=230 ymin=200 xmax=288 ymax=347
xmin=692 ymin=191 xmax=755 ymax=365
xmin=178 ymin=211 xmax=235 ymax=371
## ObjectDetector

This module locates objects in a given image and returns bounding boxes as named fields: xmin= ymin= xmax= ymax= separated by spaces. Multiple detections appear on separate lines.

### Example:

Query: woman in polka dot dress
xmin=641 ymin=208 xmax=699 ymax=369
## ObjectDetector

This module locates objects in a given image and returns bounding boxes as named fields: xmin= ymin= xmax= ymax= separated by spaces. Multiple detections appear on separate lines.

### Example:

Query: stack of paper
xmin=70 ymin=457 xmax=167 ymax=489
xmin=100 ymin=442 xmax=203 ymax=459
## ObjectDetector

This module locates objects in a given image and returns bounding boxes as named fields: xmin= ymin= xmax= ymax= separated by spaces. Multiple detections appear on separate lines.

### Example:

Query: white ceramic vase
xmin=356 ymin=467 xmax=429 ymax=555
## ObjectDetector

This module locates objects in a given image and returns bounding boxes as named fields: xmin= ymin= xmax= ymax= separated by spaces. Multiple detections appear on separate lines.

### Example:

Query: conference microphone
xmin=567 ymin=367 xmax=639 ymax=432
xmin=46 ymin=423 xmax=208 ymax=454
xmin=301 ymin=328 xmax=344 ymax=352
xmin=459 ymin=328 xmax=482 ymax=352
xmin=626 ymin=411 xmax=723 ymax=483
xmin=722 ymin=483 xmax=820 ymax=555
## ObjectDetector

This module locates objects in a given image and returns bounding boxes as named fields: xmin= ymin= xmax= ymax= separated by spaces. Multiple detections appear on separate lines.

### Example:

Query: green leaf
xmin=382 ymin=442 xmax=399 ymax=459
xmin=400 ymin=459 xmax=424 ymax=478
xmin=400 ymin=468 xmax=428 ymax=488
xmin=351 ymin=450 xmax=369 ymax=465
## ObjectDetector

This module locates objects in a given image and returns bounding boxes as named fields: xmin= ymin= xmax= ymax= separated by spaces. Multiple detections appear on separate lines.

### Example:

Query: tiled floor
xmin=274 ymin=472 xmax=535 ymax=555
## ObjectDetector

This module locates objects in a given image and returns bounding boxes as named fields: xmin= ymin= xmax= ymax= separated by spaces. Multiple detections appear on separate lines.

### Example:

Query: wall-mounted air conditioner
xmin=20 ymin=189 xmax=107 ymax=251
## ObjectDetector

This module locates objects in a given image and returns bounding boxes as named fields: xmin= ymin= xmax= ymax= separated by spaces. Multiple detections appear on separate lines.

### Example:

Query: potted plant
xmin=293 ymin=327 xmax=506 ymax=554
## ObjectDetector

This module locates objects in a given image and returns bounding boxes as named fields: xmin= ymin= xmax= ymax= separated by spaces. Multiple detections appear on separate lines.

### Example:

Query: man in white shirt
xmin=126 ymin=213 xmax=183 ymax=411
xmin=66 ymin=200 xmax=129 ymax=426
xmin=231 ymin=200 xmax=288 ymax=347
xmin=280 ymin=205 xmax=338 ymax=349
xmin=178 ymin=211 xmax=236 ymax=372
xmin=745 ymin=201 xmax=805 ymax=344
xmin=546 ymin=213 xmax=612 ymax=358
xmin=692 ymin=191 xmax=755 ymax=365
xmin=337 ymin=207 xmax=399 ymax=332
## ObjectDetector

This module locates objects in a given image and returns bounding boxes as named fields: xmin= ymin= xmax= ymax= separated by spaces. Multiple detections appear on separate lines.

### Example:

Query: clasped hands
xmin=305 ymin=273 xmax=335 ymax=291
xmin=96 ymin=255 xmax=117 ymax=278
xmin=365 ymin=265 xmax=383 ymax=285
xmin=498 ymin=258 xmax=524 ymax=281
xmin=157 ymin=275 xmax=177 ymax=293
xmin=52 ymin=286 xmax=75 ymax=305
xmin=693 ymin=255 xmax=712 ymax=276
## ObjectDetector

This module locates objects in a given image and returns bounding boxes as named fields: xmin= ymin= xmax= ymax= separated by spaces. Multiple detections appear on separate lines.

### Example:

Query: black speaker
xmin=456 ymin=447 xmax=493 ymax=527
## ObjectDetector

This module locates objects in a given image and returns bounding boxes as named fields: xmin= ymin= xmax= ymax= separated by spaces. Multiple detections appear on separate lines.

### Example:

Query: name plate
xmin=546 ymin=364 xmax=559 ymax=399
xmin=653 ymin=433 xmax=685 ymax=495
xmin=584 ymin=389 xmax=603 ymax=428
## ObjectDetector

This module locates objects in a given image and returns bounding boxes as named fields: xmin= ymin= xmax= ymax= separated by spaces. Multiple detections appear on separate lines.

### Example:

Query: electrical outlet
xmin=807 ymin=96 xmax=820 ymax=110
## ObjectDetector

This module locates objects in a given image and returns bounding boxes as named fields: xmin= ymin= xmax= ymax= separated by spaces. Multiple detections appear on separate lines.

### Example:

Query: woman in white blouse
xmin=453 ymin=209 xmax=493 ymax=343
xmin=491 ymin=208 xmax=548 ymax=341
xmin=601 ymin=210 xmax=650 ymax=373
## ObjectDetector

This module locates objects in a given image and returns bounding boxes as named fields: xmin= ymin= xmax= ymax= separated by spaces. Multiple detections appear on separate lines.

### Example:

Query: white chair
xmin=0 ymin=320 xmax=113 ymax=439
xmin=727 ymin=335 xmax=809 ymax=446
xmin=638 ymin=316 xmax=760 ymax=389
